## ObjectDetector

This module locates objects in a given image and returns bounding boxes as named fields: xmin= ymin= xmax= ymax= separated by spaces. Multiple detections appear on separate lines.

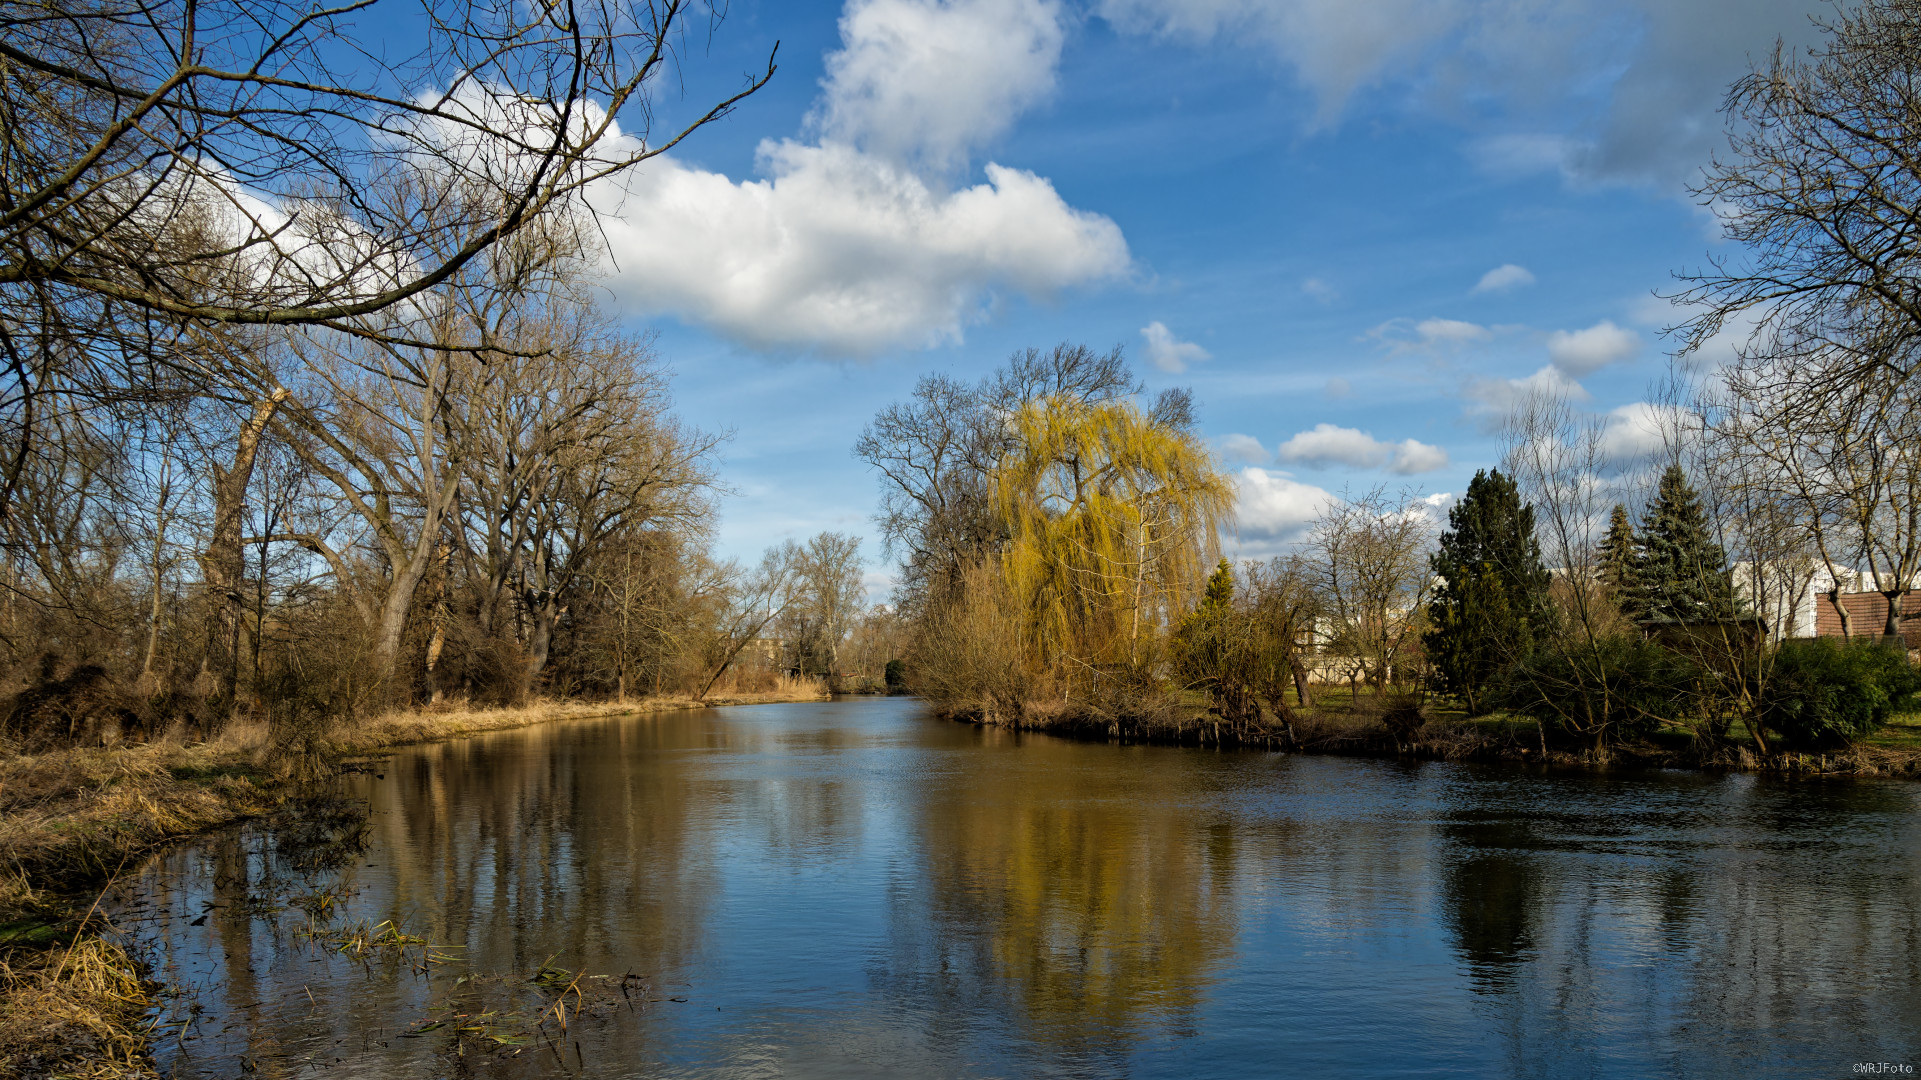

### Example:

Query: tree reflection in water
xmin=117 ymin=700 xmax=1921 ymax=1079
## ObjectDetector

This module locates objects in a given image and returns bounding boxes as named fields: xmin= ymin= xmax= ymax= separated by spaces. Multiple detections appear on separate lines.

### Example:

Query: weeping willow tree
xmin=991 ymin=396 xmax=1234 ymax=700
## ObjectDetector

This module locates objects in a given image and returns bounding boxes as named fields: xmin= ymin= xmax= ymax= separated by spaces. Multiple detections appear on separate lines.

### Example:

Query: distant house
xmin=1731 ymin=561 xmax=1862 ymax=641
xmin=1815 ymin=590 xmax=1921 ymax=648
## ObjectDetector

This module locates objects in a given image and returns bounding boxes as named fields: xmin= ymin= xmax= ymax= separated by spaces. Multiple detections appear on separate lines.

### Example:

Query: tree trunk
xmin=1291 ymin=654 xmax=1312 ymax=710
xmin=1882 ymin=590 xmax=1905 ymax=640
xmin=369 ymin=556 xmax=434 ymax=687
xmin=524 ymin=595 xmax=557 ymax=698
xmin=1830 ymin=589 xmax=1852 ymax=639
xmin=199 ymin=389 xmax=289 ymax=716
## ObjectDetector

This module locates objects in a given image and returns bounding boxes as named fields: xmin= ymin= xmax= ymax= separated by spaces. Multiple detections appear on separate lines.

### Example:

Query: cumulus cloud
xmin=1415 ymin=490 xmax=1457 ymax=519
xmin=1096 ymin=0 xmax=1831 ymax=191
xmin=1275 ymin=423 xmax=1449 ymax=474
xmin=1390 ymin=440 xmax=1451 ymax=474
xmin=1600 ymin=402 xmax=1688 ymax=464
xmin=590 ymin=0 xmax=1128 ymax=354
xmin=1235 ymin=467 xmax=1335 ymax=543
xmin=1547 ymin=319 xmax=1640 ymax=376
xmin=814 ymin=0 xmax=1064 ymax=174
xmin=1466 ymin=364 xmax=1591 ymax=415
xmin=1371 ymin=316 xmax=1492 ymax=353
xmin=1140 ymin=321 xmax=1211 ymax=372
xmin=1473 ymin=263 xmax=1536 ymax=293
xmin=1217 ymin=433 xmax=1269 ymax=464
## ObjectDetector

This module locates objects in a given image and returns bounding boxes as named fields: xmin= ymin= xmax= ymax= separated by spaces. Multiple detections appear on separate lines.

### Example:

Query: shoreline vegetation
xmin=865 ymin=351 xmax=1921 ymax=787
xmin=0 ymin=681 xmax=825 ymax=1079
xmin=2 ymin=685 xmax=1914 ymax=1077
xmin=932 ymin=687 xmax=1921 ymax=779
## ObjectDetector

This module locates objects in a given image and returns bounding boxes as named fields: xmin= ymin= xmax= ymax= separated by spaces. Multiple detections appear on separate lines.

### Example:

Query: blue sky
xmin=578 ymin=0 xmax=1830 ymax=596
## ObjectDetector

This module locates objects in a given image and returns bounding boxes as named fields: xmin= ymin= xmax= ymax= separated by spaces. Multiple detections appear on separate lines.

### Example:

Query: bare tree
xmin=784 ymin=533 xmax=863 ymax=679
xmin=1697 ymin=354 xmax=1921 ymax=640
xmin=1305 ymin=488 xmax=1436 ymax=694
xmin=696 ymin=545 xmax=802 ymax=700
xmin=1675 ymin=1 xmax=1921 ymax=384
xmin=0 ymin=0 xmax=772 ymax=327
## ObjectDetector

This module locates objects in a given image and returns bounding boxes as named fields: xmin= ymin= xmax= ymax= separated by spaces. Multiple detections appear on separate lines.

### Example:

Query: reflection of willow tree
xmin=903 ymin=734 xmax=1240 ymax=1048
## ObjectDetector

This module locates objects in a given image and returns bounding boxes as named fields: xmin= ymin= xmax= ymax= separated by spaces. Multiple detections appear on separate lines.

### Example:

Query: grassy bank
xmin=937 ymin=688 xmax=1921 ymax=779
xmin=0 ymin=679 xmax=827 ymax=1078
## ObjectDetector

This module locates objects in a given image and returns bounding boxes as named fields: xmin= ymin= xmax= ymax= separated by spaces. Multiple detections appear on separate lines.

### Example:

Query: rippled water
xmin=116 ymin=697 xmax=1921 ymax=1078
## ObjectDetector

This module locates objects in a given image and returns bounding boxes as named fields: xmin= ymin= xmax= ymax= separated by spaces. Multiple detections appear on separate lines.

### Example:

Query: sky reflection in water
xmin=119 ymin=698 xmax=1921 ymax=1078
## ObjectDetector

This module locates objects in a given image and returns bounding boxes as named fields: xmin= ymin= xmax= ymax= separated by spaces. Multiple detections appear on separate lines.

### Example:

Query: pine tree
xmin=1424 ymin=470 xmax=1553 ymax=715
xmin=1633 ymin=464 xmax=1739 ymax=624
xmin=1596 ymin=504 xmax=1639 ymax=614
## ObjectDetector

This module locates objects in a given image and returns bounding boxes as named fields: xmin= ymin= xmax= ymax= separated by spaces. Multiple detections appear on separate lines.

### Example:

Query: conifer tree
xmin=1634 ymin=464 xmax=1739 ymax=623
xmin=1424 ymin=470 xmax=1553 ymax=715
xmin=1596 ymin=504 xmax=1639 ymax=614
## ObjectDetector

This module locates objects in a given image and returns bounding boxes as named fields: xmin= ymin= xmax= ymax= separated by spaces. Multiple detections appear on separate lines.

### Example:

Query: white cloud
xmin=1301 ymin=276 xmax=1339 ymax=304
xmin=1473 ymin=263 xmax=1536 ymax=293
xmin=1418 ymin=318 xmax=1492 ymax=345
xmin=587 ymin=0 xmax=1127 ymax=354
xmin=1096 ymin=0 xmax=1462 ymax=125
xmin=1275 ymin=423 xmax=1449 ymax=474
xmin=1217 ymin=433 xmax=1269 ymax=464
xmin=1140 ymin=321 xmax=1211 ymax=372
xmin=815 ymin=0 xmax=1064 ymax=174
xmin=595 ymin=146 xmax=1127 ymax=353
xmin=1277 ymin=423 xmax=1382 ymax=468
xmin=1235 ymin=467 xmax=1335 ymax=543
xmin=1466 ymin=364 xmax=1591 ymax=414
xmin=1666 ymin=303 xmax=1770 ymax=374
xmin=1096 ymin=0 xmax=1832 ymax=191
xmin=1600 ymin=402 xmax=1687 ymax=464
xmin=1389 ymin=440 xmax=1450 ymax=475
xmin=1547 ymin=319 xmax=1640 ymax=376
xmin=1371 ymin=316 xmax=1493 ymax=353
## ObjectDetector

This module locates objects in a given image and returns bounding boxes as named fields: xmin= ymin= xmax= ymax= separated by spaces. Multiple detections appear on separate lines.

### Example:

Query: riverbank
xmin=935 ymin=693 xmax=1921 ymax=778
xmin=0 ymin=683 xmax=826 ymax=1078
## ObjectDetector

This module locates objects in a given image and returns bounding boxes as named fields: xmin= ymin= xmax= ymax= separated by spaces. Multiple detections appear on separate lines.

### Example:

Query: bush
xmin=884 ymin=658 xmax=906 ymax=694
xmin=1499 ymin=634 xmax=1702 ymax=751
xmin=0 ymin=655 xmax=151 ymax=753
xmin=1380 ymin=693 xmax=1427 ymax=747
xmin=1757 ymin=637 xmax=1920 ymax=751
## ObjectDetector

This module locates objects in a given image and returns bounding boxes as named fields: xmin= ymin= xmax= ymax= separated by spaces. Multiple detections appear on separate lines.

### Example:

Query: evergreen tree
xmin=1596 ymin=504 xmax=1639 ymax=614
xmin=1424 ymin=470 xmax=1553 ymax=715
xmin=1633 ymin=464 xmax=1739 ymax=623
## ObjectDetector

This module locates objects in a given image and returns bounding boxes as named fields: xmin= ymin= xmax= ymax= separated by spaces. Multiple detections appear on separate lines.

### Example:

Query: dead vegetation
xmin=0 ymin=684 xmax=824 ymax=1079
xmin=0 ymin=936 xmax=158 ymax=1080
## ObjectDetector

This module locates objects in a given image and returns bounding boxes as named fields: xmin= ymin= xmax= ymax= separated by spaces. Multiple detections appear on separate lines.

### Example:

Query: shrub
xmin=0 ymin=655 xmax=150 ymax=753
xmin=884 ymin=658 xmax=906 ymax=693
xmin=1498 ymin=634 xmax=1702 ymax=751
xmin=1756 ymin=637 xmax=1920 ymax=751
xmin=1380 ymin=693 xmax=1427 ymax=747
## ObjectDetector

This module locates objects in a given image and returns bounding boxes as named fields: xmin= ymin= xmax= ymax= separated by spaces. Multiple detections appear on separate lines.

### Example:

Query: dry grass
xmin=2 ymin=682 xmax=829 ymax=900
xmin=0 ymin=679 xmax=828 ymax=1078
xmin=0 ymin=937 xmax=157 ymax=1079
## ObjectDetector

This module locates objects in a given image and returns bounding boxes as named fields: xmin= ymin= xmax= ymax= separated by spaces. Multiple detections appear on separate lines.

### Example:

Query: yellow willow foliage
xmin=992 ymin=397 xmax=1234 ymax=680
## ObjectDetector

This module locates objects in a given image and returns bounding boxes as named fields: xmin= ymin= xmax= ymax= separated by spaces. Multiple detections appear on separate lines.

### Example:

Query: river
xmin=115 ymin=697 xmax=1921 ymax=1078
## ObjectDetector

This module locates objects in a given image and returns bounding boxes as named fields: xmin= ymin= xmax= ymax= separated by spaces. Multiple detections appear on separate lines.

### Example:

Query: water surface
xmin=120 ymin=697 xmax=1921 ymax=1077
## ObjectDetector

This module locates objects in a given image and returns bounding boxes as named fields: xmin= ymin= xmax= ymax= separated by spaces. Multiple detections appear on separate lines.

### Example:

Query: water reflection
xmin=897 ymin=732 xmax=1239 ymax=1054
xmin=115 ymin=698 xmax=1921 ymax=1078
